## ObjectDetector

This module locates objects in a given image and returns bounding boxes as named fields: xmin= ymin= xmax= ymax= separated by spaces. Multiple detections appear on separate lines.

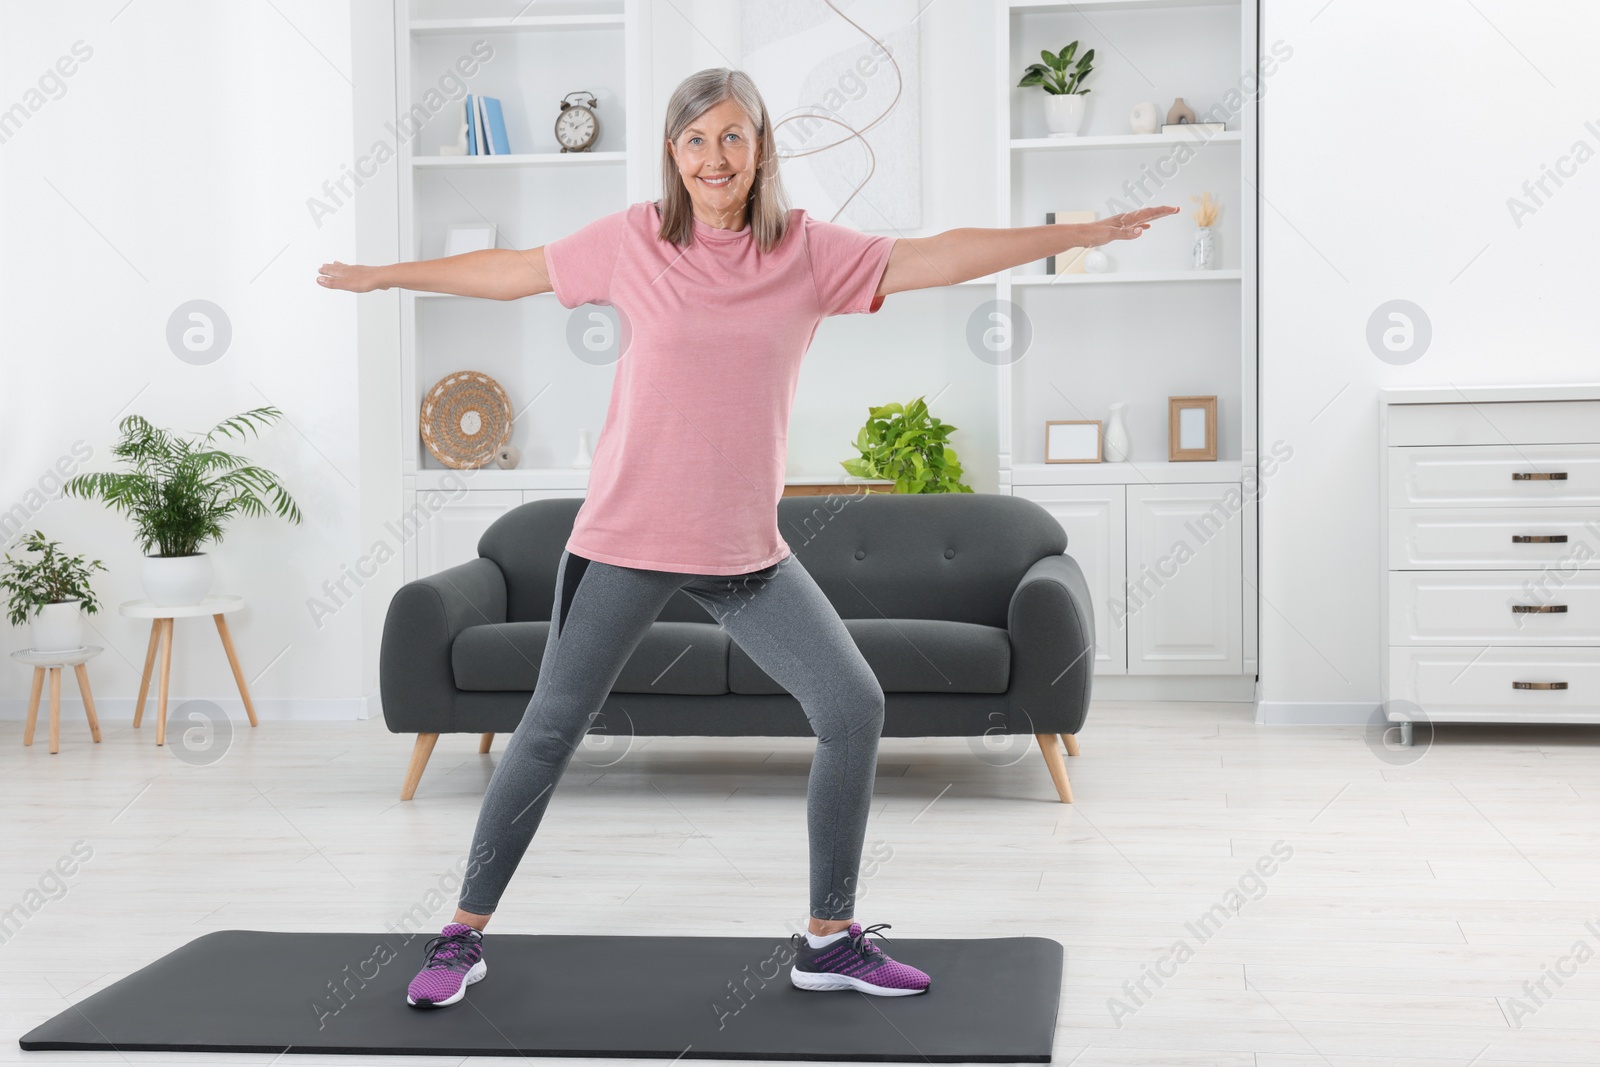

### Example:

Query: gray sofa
xmin=379 ymin=491 xmax=1094 ymax=802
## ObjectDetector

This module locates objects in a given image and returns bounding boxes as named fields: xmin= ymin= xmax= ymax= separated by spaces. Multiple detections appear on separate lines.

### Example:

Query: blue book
xmin=475 ymin=95 xmax=491 ymax=155
xmin=464 ymin=94 xmax=478 ymax=155
xmin=483 ymin=96 xmax=511 ymax=155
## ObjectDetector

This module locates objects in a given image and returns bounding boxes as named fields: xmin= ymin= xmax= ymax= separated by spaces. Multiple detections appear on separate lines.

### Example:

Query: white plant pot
xmin=31 ymin=600 xmax=85 ymax=653
xmin=142 ymin=553 xmax=214 ymax=607
xmin=1044 ymin=93 xmax=1087 ymax=137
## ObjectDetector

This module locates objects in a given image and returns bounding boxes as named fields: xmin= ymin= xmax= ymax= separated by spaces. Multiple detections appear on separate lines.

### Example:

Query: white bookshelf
xmin=1011 ymin=131 xmax=1242 ymax=151
xmin=412 ymin=151 xmax=628 ymax=168
xmin=389 ymin=0 xmax=1262 ymax=688
xmin=396 ymin=0 xmax=646 ymax=579
xmin=1010 ymin=0 xmax=1236 ymax=11
xmin=997 ymin=0 xmax=1259 ymax=690
xmin=1010 ymin=270 xmax=1242 ymax=285
xmin=410 ymin=14 xmax=627 ymax=34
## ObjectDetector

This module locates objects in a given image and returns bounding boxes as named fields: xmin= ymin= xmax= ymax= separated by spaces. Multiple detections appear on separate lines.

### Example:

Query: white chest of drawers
xmin=1381 ymin=385 xmax=1600 ymax=726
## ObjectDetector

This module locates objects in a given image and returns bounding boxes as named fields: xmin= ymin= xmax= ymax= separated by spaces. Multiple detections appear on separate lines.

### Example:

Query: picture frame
xmin=1045 ymin=210 xmax=1096 ymax=275
xmin=1168 ymin=396 xmax=1218 ymax=461
xmin=1046 ymin=419 xmax=1103 ymax=463
xmin=445 ymin=223 xmax=498 ymax=257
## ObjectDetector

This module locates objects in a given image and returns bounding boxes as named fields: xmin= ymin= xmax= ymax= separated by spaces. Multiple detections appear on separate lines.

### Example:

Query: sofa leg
xmin=1035 ymin=733 xmax=1074 ymax=803
xmin=402 ymin=733 xmax=440 ymax=801
xmin=479 ymin=732 xmax=494 ymax=754
xmin=1062 ymin=732 xmax=1080 ymax=758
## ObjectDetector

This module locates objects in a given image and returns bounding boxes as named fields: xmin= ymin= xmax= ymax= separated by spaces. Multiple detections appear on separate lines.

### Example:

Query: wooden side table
xmin=12 ymin=646 xmax=104 ymax=754
xmin=118 ymin=596 xmax=259 ymax=747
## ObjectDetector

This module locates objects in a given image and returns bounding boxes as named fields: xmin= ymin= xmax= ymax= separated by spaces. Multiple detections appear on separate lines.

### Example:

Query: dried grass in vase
xmin=1190 ymin=192 xmax=1220 ymax=227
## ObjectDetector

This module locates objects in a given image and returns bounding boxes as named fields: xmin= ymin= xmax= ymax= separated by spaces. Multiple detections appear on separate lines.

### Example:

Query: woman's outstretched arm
xmin=875 ymin=205 xmax=1180 ymax=297
xmin=317 ymin=246 xmax=552 ymax=301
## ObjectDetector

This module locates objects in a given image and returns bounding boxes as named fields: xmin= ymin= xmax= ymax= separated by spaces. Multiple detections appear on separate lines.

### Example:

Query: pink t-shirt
xmin=542 ymin=199 xmax=896 ymax=575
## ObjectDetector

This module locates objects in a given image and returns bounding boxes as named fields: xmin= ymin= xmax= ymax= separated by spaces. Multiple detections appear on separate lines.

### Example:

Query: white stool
xmin=118 ymin=596 xmax=259 ymax=747
xmin=12 ymin=646 xmax=104 ymax=754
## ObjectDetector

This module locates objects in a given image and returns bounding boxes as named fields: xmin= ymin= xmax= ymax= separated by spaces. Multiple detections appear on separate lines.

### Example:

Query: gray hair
xmin=658 ymin=68 xmax=791 ymax=253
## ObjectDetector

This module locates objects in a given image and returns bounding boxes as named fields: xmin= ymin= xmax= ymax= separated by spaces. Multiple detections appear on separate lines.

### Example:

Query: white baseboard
xmin=1254 ymin=701 xmax=1379 ymax=725
xmin=0 ymin=696 xmax=370 ymax=722
xmin=1092 ymin=674 xmax=1257 ymax=702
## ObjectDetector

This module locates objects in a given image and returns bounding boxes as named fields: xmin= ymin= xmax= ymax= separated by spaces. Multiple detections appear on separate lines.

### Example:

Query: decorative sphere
xmin=1084 ymin=248 xmax=1110 ymax=274
xmin=494 ymin=445 xmax=521 ymax=470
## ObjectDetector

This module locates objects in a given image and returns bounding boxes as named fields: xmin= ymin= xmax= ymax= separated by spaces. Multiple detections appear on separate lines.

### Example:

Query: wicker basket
xmin=419 ymin=371 xmax=514 ymax=469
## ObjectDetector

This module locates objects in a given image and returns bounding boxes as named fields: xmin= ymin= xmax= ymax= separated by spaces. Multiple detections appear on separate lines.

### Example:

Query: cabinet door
xmin=415 ymin=490 xmax=524 ymax=578
xmin=1011 ymin=485 xmax=1127 ymax=675
xmin=1125 ymin=483 xmax=1242 ymax=675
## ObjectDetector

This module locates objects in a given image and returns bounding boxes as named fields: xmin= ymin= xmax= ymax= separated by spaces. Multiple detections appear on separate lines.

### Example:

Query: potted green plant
xmin=1018 ymin=41 xmax=1096 ymax=137
xmin=63 ymin=407 xmax=304 ymax=607
xmin=841 ymin=397 xmax=974 ymax=494
xmin=1 ymin=531 xmax=107 ymax=652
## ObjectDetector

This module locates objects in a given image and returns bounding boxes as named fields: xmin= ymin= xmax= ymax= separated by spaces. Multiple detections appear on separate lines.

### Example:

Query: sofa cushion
xmin=453 ymin=621 xmax=730 ymax=695
xmin=729 ymin=618 xmax=1010 ymax=695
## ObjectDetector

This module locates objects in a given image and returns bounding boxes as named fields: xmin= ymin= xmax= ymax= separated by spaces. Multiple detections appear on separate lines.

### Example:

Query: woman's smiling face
xmin=668 ymin=97 xmax=758 ymax=229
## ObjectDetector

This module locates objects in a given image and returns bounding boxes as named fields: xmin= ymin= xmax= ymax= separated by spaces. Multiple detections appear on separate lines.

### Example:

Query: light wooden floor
xmin=4 ymin=701 xmax=1600 ymax=1066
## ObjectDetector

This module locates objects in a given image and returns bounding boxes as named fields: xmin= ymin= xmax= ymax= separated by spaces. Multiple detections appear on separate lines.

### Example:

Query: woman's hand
xmin=317 ymin=261 xmax=384 ymax=293
xmin=1080 ymin=205 xmax=1181 ymax=246
xmin=877 ymin=205 xmax=1186 ymax=297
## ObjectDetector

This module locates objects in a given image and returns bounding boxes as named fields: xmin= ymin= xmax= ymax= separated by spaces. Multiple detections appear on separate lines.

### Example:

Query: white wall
xmin=1 ymin=1 xmax=367 ymax=719
xmin=1257 ymin=0 xmax=1600 ymax=718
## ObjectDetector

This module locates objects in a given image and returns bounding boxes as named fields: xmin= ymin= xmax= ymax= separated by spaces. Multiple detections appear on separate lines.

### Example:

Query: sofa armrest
xmin=1007 ymin=553 xmax=1095 ymax=735
xmin=379 ymin=557 xmax=509 ymax=734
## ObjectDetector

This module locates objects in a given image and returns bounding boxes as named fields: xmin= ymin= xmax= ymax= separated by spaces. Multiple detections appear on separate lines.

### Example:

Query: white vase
xmin=1129 ymin=101 xmax=1160 ymax=135
xmin=31 ymin=600 xmax=84 ymax=653
xmin=141 ymin=553 xmax=213 ymax=607
xmin=1192 ymin=226 xmax=1217 ymax=270
xmin=572 ymin=428 xmax=593 ymax=469
xmin=1044 ymin=93 xmax=1087 ymax=137
xmin=1104 ymin=402 xmax=1131 ymax=462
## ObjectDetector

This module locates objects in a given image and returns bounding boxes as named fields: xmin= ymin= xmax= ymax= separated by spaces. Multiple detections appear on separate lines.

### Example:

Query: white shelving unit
xmin=391 ymin=0 xmax=1262 ymax=689
xmin=1011 ymin=130 xmax=1242 ymax=151
xmin=996 ymin=0 xmax=1259 ymax=695
xmin=395 ymin=0 xmax=646 ymax=579
xmin=411 ymin=151 xmax=629 ymax=168
xmin=1010 ymin=270 xmax=1242 ymax=285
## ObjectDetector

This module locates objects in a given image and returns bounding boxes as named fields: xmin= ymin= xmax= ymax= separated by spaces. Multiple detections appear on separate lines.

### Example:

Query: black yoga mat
xmin=19 ymin=929 xmax=1063 ymax=1061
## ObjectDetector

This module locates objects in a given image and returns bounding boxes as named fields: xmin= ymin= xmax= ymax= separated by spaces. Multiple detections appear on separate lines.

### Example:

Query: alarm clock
xmin=555 ymin=91 xmax=600 ymax=152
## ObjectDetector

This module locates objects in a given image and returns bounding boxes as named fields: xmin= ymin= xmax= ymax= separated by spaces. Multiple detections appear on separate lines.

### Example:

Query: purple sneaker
xmin=790 ymin=922 xmax=930 ymax=996
xmin=406 ymin=922 xmax=487 ymax=1008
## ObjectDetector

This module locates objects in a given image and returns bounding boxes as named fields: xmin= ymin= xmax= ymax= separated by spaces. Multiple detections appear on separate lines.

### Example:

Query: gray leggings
xmin=457 ymin=548 xmax=885 ymax=921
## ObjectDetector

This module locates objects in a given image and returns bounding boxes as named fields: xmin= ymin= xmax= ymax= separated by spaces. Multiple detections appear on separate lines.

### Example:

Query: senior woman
xmin=319 ymin=66 xmax=1174 ymax=1009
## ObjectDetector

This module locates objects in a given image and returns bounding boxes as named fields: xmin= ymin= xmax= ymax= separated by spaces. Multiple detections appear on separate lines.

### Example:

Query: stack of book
xmin=464 ymin=94 xmax=511 ymax=155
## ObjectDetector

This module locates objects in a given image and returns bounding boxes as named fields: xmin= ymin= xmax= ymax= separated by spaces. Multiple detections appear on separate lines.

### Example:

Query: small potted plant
xmin=841 ymin=397 xmax=974 ymax=494
xmin=63 ymin=407 xmax=303 ymax=607
xmin=1018 ymin=41 xmax=1096 ymax=137
xmin=1 ymin=531 xmax=107 ymax=653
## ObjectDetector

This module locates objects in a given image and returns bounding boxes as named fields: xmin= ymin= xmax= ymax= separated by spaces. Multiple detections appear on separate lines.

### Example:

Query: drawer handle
xmin=1512 ymin=534 xmax=1569 ymax=543
xmin=1511 ymin=604 xmax=1567 ymax=613
xmin=1513 ymin=681 xmax=1569 ymax=691
xmin=1512 ymin=472 xmax=1568 ymax=481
